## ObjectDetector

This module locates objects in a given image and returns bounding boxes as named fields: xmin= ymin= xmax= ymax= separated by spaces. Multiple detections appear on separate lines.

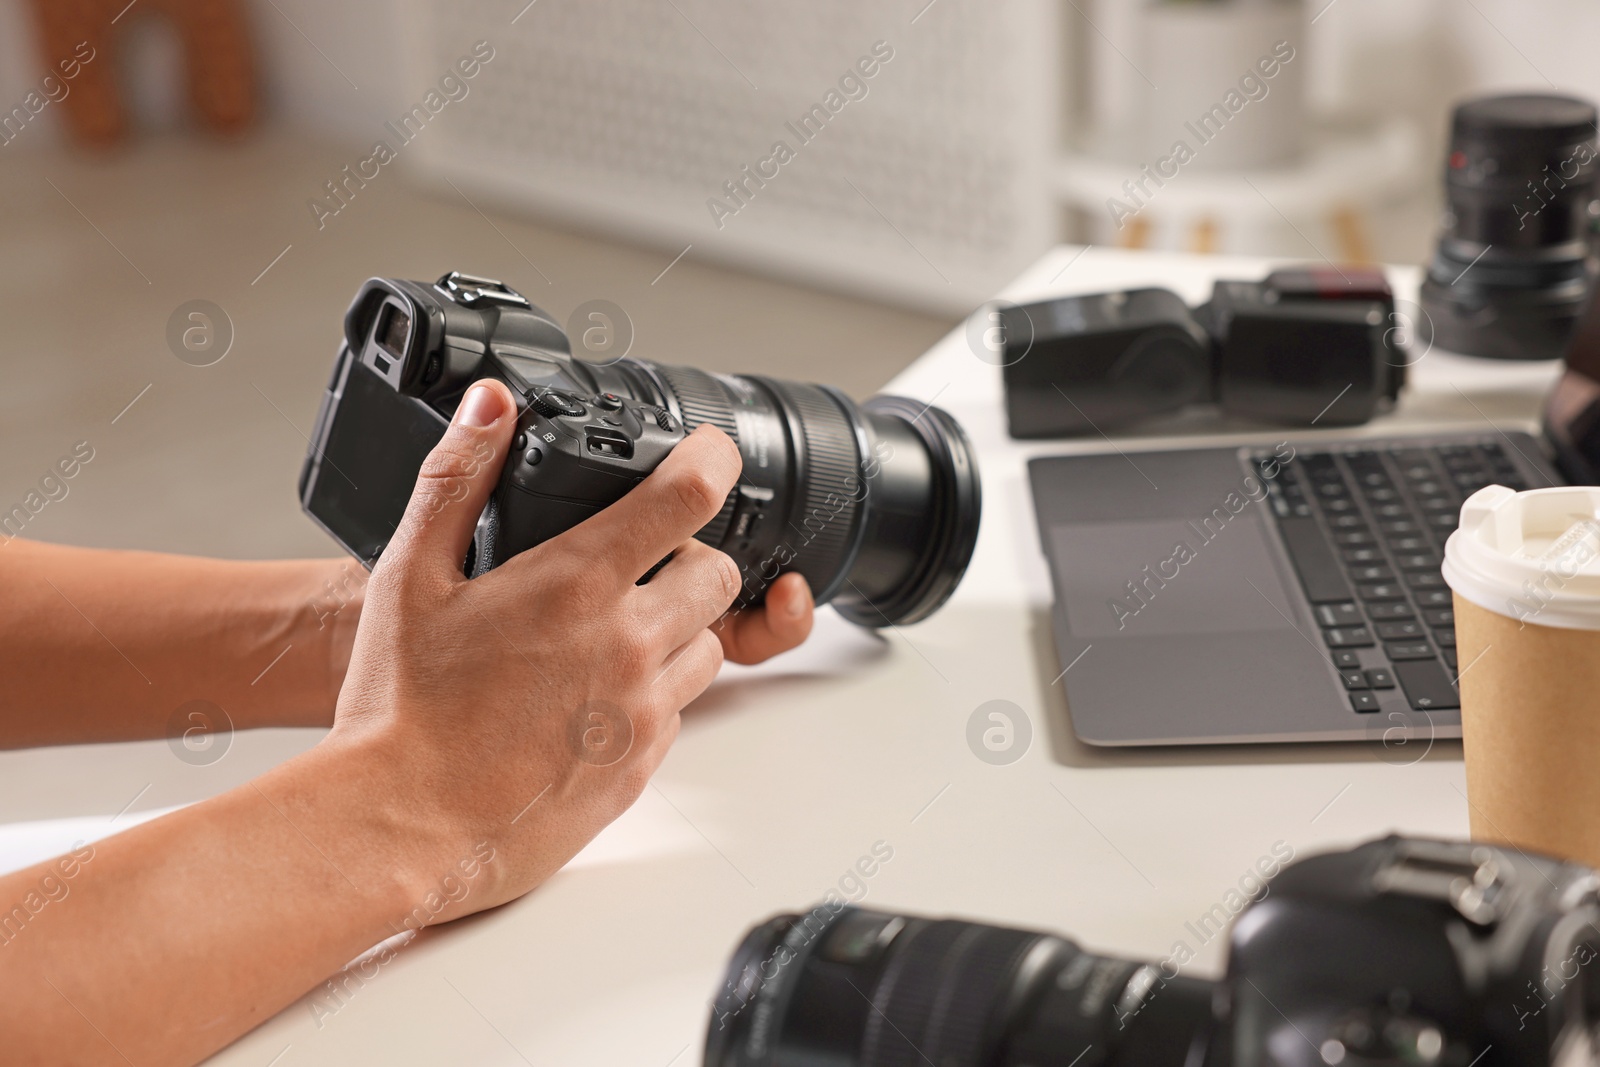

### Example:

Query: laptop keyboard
xmin=1253 ymin=440 xmax=1528 ymax=714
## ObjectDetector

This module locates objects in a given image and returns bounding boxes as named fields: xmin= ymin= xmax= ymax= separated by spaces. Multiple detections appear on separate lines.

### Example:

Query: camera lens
xmin=1419 ymin=92 xmax=1600 ymax=361
xmin=601 ymin=361 xmax=981 ymax=627
xmin=706 ymin=907 xmax=1214 ymax=1067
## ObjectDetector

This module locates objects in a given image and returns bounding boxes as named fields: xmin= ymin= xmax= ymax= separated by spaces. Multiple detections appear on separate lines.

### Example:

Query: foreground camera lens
xmin=707 ymin=907 xmax=1214 ymax=1067
xmin=1419 ymin=92 xmax=1600 ymax=361
xmin=604 ymin=362 xmax=981 ymax=627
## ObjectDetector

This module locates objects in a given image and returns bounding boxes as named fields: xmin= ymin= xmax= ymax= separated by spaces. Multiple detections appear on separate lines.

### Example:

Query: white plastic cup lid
xmin=1442 ymin=485 xmax=1600 ymax=630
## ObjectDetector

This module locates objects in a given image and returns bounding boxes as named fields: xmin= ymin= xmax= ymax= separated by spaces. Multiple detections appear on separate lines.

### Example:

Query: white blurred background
xmin=4 ymin=0 xmax=1594 ymax=277
xmin=0 ymin=0 xmax=1594 ymax=558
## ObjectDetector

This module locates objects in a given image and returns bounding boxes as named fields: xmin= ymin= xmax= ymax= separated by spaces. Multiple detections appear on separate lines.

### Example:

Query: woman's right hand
xmin=327 ymin=378 xmax=753 ymax=920
xmin=0 ymin=378 xmax=819 ymax=1067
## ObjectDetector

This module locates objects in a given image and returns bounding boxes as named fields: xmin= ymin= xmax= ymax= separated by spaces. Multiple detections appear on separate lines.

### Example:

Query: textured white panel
xmin=400 ymin=0 xmax=1062 ymax=312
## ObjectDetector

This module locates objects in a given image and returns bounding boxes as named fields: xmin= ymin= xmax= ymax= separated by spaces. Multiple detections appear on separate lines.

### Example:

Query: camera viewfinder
xmin=375 ymin=303 xmax=411 ymax=365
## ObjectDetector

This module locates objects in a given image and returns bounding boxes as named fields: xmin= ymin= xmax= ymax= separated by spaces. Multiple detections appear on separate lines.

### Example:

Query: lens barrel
xmin=707 ymin=907 xmax=1215 ymax=1067
xmin=1419 ymin=93 xmax=1600 ymax=361
xmin=610 ymin=360 xmax=981 ymax=627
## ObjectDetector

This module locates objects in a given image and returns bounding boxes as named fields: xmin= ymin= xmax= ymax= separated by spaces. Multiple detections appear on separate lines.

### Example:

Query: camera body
xmin=299 ymin=272 xmax=983 ymax=626
xmin=1217 ymin=836 xmax=1600 ymax=1067
xmin=708 ymin=836 xmax=1600 ymax=1067
xmin=1000 ymin=267 xmax=1406 ymax=438
xmin=300 ymin=272 xmax=687 ymax=575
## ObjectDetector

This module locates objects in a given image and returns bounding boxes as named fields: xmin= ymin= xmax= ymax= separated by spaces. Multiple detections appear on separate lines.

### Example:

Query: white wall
xmin=5 ymin=1 xmax=1598 ymax=154
xmin=3 ymin=0 xmax=1600 ymax=261
xmin=1083 ymin=0 xmax=1600 ymax=147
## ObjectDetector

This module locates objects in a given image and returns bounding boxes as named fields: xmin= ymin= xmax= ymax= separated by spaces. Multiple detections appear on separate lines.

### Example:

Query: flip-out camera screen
xmin=303 ymin=355 xmax=446 ymax=565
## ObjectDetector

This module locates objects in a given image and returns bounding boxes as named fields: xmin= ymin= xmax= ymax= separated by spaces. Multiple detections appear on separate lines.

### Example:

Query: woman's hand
xmin=327 ymin=379 xmax=809 ymax=917
xmin=716 ymin=571 xmax=813 ymax=664
xmin=0 ymin=379 xmax=816 ymax=1067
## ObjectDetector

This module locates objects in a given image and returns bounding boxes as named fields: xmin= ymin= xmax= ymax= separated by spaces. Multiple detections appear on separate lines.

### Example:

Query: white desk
xmin=0 ymin=247 xmax=1566 ymax=1066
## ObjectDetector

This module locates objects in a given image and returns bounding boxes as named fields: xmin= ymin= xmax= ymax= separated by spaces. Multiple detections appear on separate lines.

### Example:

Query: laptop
xmin=1030 ymin=298 xmax=1600 ymax=747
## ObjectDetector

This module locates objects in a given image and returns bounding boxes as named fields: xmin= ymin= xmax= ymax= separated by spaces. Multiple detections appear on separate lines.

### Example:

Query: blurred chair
xmin=25 ymin=0 xmax=256 ymax=144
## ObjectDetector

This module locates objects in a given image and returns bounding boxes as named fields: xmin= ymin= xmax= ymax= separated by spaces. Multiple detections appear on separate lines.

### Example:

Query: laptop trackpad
xmin=1051 ymin=517 xmax=1297 ymax=638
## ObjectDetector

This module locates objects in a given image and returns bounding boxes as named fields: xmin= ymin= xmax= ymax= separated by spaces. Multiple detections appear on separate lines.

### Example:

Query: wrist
xmin=308 ymin=558 xmax=366 ymax=713
xmin=286 ymin=727 xmax=466 ymax=927
xmin=274 ymin=558 xmax=366 ymax=727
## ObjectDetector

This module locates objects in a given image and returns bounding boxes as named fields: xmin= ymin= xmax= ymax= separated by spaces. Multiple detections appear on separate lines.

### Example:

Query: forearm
xmin=0 ymin=540 xmax=363 ymax=747
xmin=0 ymin=734 xmax=456 ymax=1066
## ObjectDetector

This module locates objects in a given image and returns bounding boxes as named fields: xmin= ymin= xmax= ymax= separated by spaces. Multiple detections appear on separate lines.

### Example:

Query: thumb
xmin=387 ymin=378 xmax=517 ymax=577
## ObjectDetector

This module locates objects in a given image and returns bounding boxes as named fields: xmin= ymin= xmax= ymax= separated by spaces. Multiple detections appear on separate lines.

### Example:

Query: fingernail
xmin=457 ymin=382 xmax=505 ymax=428
xmin=786 ymin=583 xmax=809 ymax=618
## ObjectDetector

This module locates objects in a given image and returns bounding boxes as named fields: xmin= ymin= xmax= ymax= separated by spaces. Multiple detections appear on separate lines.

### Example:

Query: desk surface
xmin=0 ymin=246 xmax=1566 ymax=1066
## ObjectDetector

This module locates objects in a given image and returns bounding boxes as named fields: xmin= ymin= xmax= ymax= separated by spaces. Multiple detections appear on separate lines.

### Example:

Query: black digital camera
xmin=299 ymin=272 xmax=982 ymax=625
xmin=1000 ymin=267 xmax=1407 ymax=438
xmin=708 ymin=837 xmax=1600 ymax=1067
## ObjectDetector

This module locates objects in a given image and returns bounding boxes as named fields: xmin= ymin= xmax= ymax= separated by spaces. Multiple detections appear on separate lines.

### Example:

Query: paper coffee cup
xmin=1442 ymin=484 xmax=1600 ymax=869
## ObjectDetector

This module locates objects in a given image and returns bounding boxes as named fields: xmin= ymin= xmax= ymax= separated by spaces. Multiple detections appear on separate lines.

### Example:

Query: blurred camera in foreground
xmin=709 ymin=836 xmax=1600 ymax=1067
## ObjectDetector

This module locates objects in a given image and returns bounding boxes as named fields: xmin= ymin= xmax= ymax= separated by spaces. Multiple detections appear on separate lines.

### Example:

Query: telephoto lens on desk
xmin=1419 ymin=93 xmax=1600 ymax=362
xmin=706 ymin=836 xmax=1600 ymax=1067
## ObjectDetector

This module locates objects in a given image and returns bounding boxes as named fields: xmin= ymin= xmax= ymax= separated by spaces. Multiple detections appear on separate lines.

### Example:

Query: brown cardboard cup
xmin=1444 ymin=485 xmax=1600 ymax=869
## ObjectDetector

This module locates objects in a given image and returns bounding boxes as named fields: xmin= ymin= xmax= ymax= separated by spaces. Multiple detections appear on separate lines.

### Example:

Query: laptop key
xmin=1397 ymin=553 xmax=1440 ymax=570
xmin=1343 ymin=548 xmax=1383 ymax=564
xmin=1333 ymin=649 xmax=1362 ymax=668
xmin=1340 ymin=669 xmax=1369 ymax=690
xmin=1416 ymin=589 xmax=1451 ymax=607
xmin=1380 ymin=520 xmax=1418 ymax=535
xmin=1276 ymin=516 xmax=1354 ymax=603
xmin=1350 ymin=565 xmax=1394 ymax=582
xmin=1326 ymin=627 xmax=1375 ymax=648
xmin=1376 ymin=620 xmax=1425 ymax=640
xmin=1407 ymin=572 xmax=1447 ymax=589
xmin=1316 ymin=602 xmax=1363 ymax=627
xmin=1442 ymin=648 xmax=1459 ymax=668
xmin=1386 ymin=641 xmax=1435 ymax=660
xmin=1358 ymin=583 xmax=1403 ymax=600
xmin=1365 ymin=668 xmax=1396 ymax=689
xmin=1335 ymin=531 xmax=1376 ymax=547
xmin=1393 ymin=659 xmax=1460 ymax=710
xmin=1434 ymin=629 xmax=1456 ymax=648
xmin=1349 ymin=692 xmax=1381 ymax=713
xmin=1366 ymin=602 xmax=1415 ymax=620
xmin=1424 ymin=609 xmax=1454 ymax=627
